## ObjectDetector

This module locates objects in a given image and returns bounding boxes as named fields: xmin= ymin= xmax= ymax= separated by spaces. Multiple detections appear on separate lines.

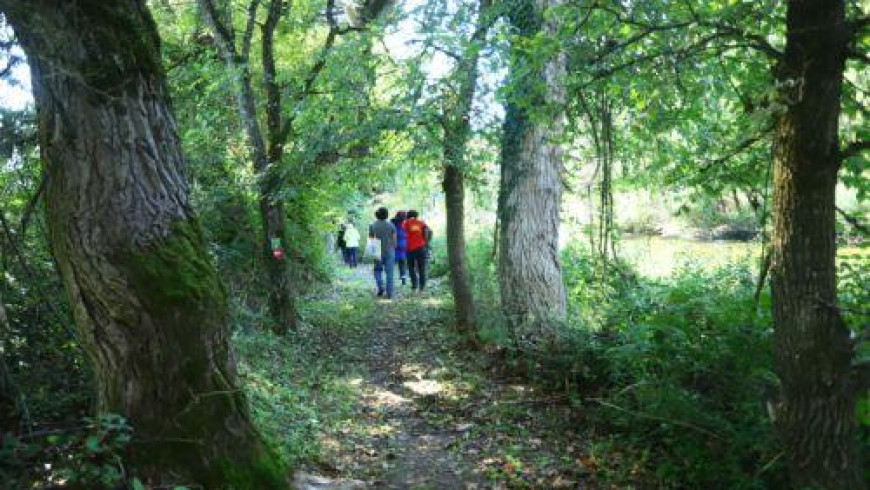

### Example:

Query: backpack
xmin=336 ymin=225 xmax=346 ymax=248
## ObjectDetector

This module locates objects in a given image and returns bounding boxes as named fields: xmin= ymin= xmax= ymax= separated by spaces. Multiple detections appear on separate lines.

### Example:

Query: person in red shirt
xmin=401 ymin=210 xmax=431 ymax=291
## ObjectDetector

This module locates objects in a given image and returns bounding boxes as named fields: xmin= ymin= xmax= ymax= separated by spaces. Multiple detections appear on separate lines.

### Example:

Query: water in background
xmin=617 ymin=236 xmax=866 ymax=278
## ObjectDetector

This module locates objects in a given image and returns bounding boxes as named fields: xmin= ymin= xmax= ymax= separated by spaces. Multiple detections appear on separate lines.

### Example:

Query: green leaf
xmin=85 ymin=435 xmax=101 ymax=452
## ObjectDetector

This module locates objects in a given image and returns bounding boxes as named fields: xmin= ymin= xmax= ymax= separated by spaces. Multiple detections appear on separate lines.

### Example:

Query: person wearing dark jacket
xmin=391 ymin=210 xmax=408 ymax=285
xmin=336 ymin=223 xmax=347 ymax=265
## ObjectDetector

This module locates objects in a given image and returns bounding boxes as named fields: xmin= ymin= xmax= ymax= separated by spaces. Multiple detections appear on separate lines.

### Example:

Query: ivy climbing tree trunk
xmin=498 ymin=0 xmax=567 ymax=346
xmin=0 ymin=1 xmax=284 ymax=486
xmin=771 ymin=0 xmax=863 ymax=488
xmin=441 ymin=0 xmax=492 ymax=336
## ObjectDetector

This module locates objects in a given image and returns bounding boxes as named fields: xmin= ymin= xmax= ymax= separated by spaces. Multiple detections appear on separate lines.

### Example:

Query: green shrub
xmin=582 ymin=263 xmax=782 ymax=489
xmin=1 ymin=414 xmax=134 ymax=489
xmin=427 ymin=235 xmax=449 ymax=279
xmin=467 ymin=236 xmax=787 ymax=488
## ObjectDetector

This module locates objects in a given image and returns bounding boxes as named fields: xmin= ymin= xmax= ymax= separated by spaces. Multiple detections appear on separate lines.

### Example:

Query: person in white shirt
xmin=343 ymin=221 xmax=361 ymax=268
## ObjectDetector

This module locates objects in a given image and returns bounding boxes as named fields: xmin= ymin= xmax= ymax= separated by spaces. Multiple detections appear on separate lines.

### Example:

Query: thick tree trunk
xmin=771 ymin=1 xmax=862 ymax=488
xmin=497 ymin=0 xmax=567 ymax=345
xmin=2 ymin=1 xmax=284 ymax=486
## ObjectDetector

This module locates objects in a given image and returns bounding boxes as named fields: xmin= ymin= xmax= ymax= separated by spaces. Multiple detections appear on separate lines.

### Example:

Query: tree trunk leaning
xmin=2 ymin=1 xmax=285 ymax=486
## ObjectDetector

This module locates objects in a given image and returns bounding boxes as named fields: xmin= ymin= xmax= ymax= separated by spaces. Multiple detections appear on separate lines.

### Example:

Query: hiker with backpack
xmin=401 ymin=210 xmax=432 ymax=292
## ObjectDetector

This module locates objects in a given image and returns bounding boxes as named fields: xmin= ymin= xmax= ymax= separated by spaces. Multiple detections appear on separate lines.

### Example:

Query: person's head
xmin=394 ymin=210 xmax=406 ymax=221
xmin=375 ymin=207 xmax=389 ymax=220
xmin=407 ymin=209 xmax=419 ymax=219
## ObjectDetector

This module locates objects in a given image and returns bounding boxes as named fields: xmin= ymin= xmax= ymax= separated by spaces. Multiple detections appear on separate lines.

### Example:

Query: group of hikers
xmin=337 ymin=207 xmax=432 ymax=300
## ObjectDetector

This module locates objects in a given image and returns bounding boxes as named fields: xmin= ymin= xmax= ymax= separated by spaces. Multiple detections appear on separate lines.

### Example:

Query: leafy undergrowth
xmin=468 ymin=239 xmax=790 ymax=489
xmin=237 ymin=265 xmax=606 ymax=489
xmin=234 ymin=273 xmax=377 ymax=468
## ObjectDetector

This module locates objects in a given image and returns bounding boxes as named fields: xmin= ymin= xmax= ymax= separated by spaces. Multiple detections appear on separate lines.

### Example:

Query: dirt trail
xmin=297 ymin=268 xmax=597 ymax=489
xmin=354 ymin=299 xmax=487 ymax=489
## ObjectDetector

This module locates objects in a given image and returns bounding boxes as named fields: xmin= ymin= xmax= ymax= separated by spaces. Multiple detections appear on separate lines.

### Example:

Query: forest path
xmin=293 ymin=265 xmax=599 ymax=489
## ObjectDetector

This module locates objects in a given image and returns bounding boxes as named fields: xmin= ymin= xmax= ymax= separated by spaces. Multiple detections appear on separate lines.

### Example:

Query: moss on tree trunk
xmin=2 ymin=0 xmax=286 ymax=486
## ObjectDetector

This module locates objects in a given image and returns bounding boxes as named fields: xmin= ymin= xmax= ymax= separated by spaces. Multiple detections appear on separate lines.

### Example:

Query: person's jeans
xmin=346 ymin=247 xmax=358 ymax=267
xmin=407 ymin=248 xmax=427 ymax=290
xmin=396 ymin=257 xmax=407 ymax=282
xmin=373 ymin=253 xmax=395 ymax=297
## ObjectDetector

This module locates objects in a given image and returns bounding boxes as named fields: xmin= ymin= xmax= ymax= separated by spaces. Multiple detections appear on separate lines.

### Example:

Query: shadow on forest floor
xmin=276 ymin=266 xmax=604 ymax=489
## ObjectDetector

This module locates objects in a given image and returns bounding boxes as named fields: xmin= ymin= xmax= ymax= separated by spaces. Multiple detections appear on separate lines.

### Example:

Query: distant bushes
xmin=612 ymin=191 xmax=761 ymax=240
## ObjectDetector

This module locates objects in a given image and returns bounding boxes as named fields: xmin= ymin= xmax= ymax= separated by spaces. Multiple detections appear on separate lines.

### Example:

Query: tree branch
xmin=197 ymin=0 xmax=239 ymax=60
xmin=699 ymin=124 xmax=775 ymax=172
xmin=262 ymin=0 xmax=283 ymax=162
xmin=836 ymin=206 xmax=869 ymax=235
xmin=18 ymin=172 xmax=45 ymax=234
xmin=242 ymin=0 xmax=263 ymax=61
xmin=276 ymin=0 xmax=367 ymax=144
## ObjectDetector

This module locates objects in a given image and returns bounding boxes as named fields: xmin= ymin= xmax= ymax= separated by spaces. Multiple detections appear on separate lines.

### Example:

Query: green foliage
xmin=575 ymin=263 xmax=781 ymax=489
xmin=233 ymin=282 xmax=376 ymax=466
xmin=425 ymin=235 xmax=449 ymax=279
xmin=672 ymin=193 xmax=760 ymax=234
xmin=0 ymin=108 xmax=90 ymax=443
xmin=1 ymin=414 xmax=133 ymax=489
xmin=467 ymin=233 xmax=787 ymax=488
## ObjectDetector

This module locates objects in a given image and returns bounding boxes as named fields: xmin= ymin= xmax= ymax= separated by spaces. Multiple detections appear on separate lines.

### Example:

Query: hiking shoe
xmin=376 ymin=289 xmax=384 ymax=297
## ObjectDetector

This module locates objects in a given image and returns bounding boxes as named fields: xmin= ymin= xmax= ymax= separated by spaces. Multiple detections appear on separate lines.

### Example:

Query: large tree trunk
xmin=497 ymin=0 xmax=567 ymax=346
xmin=441 ymin=0 xmax=492 ymax=335
xmin=771 ymin=0 xmax=862 ymax=488
xmin=2 ymin=1 xmax=284 ymax=486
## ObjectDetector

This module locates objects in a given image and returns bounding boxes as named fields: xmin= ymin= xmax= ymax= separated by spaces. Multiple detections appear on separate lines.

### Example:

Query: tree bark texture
xmin=771 ymin=0 xmax=862 ymax=488
xmin=442 ymin=164 xmax=475 ymax=332
xmin=498 ymin=0 xmax=567 ymax=345
xmin=1 ymin=1 xmax=284 ymax=486
xmin=441 ymin=0 xmax=492 ymax=335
